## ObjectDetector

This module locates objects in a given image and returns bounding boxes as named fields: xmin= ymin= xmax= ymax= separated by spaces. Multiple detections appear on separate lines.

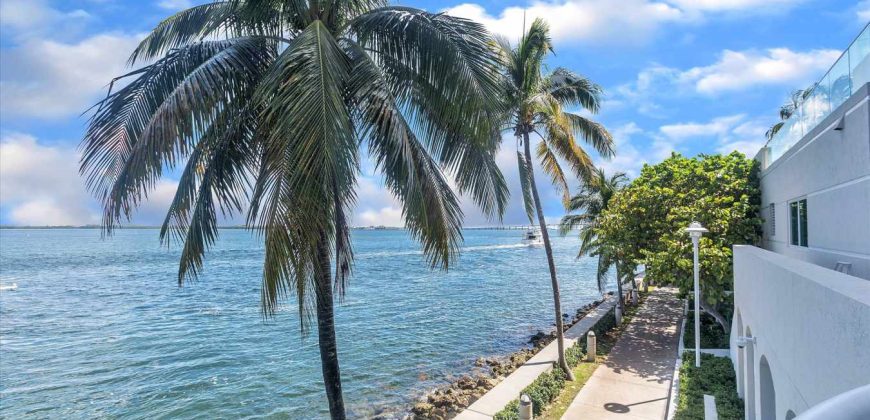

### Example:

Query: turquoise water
xmin=0 ymin=228 xmax=605 ymax=419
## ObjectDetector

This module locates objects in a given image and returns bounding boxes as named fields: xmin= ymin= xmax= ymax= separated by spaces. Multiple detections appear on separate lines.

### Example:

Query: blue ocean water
xmin=0 ymin=228 xmax=606 ymax=419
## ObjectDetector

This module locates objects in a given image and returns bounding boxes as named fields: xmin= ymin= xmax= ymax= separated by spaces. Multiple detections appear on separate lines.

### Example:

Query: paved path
xmin=455 ymin=297 xmax=617 ymax=420
xmin=562 ymin=288 xmax=683 ymax=420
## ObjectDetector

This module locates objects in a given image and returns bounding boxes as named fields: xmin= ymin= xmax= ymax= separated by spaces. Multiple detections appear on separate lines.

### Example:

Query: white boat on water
xmin=521 ymin=228 xmax=543 ymax=247
xmin=0 ymin=283 xmax=18 ymax=291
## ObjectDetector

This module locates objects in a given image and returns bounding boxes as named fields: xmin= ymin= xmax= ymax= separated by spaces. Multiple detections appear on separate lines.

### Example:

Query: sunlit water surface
xmin=0 ymin=228 xmax=606 ymax=419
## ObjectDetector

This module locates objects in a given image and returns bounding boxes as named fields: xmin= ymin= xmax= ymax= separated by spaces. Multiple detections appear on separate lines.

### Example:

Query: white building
xmin=731 ymin=25 xmax=870 ymax=419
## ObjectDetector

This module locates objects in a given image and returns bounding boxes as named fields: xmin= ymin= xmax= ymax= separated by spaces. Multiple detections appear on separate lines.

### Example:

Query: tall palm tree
xmin=559 ymin=168 xmax=627 ymax=313
xmin=495 ymin=19 xmax=613 ymax=379
xmin=79 ymin=2 xmax=508 ymax=418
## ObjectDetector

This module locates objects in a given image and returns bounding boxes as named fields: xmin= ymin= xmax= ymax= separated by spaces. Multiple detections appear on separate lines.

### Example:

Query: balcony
xmin=764 ymin=23 xmax=870 ymax=166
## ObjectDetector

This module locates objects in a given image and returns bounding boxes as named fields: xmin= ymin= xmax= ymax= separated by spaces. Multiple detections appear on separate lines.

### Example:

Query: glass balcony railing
xmin=765 ymin=23 xmax=870 ymax=165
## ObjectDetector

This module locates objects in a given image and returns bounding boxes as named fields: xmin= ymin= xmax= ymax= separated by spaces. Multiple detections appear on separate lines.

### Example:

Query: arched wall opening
xmin=760 ymin=355 xmax=776 ymax=420
xmin=745 ymin=326 xmax=756 ymax=420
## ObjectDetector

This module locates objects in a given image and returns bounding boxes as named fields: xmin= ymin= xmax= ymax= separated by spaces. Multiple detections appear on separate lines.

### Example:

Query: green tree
xmin=79 ymin=2 xmax=508 ymax=418
xmin=496 ymin=18 xmax=613 ymax=379
xmin=559 ymin=168 xmax=627 ymax=298
xmin=596 ymin=153 xmax=761 ymax=331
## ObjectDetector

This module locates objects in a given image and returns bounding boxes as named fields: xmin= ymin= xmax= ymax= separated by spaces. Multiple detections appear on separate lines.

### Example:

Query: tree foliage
xmin=597 ymin=153 xmax=762 ymax=319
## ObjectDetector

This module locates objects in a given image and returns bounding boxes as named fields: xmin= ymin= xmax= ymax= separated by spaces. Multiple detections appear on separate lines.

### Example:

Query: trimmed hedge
xmin=674 ymin=352 xmax=743 ymax=420
xmin=683 ymin=312 xmax=730 ymax=349
xmin=492 ymin=307 xmax=616 ymax=420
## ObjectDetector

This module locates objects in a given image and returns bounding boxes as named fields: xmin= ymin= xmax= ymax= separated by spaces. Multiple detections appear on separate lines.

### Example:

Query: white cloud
xmin=858 ymin=1 xmax=870 ymax=22
xmin=678 ymin=48 xmax=841 ymax=94
xmin=444 ymin=0 xmax=806 ymax=47
xmin=0 ymin=0 xmax=90 ymax=36
xmin=0 ymin=32 xmax=143 ymax=119
xmin=0 ymin=133 xmax=96 ymax=226
xmin=158 ymin=0 xmax=194 ymax=10
xmin=667 ymin=0 xmax=804 ymax=13
xmin=0 ymin=133 xmax=186 ymax=226
xmin=593 ymin=123 xmax=647 ymax=177
xmin=611 ymin=46 xmax=841 ymax=115
xmin=655 ymin=114 xmax=769 ymax=159
xmin=444 ymin=0 xmax=684 ymax=46
xmin=357 ymin=207 xmax=404 ymax=227
xmin=351 ymin=177 xmax=404 ymax=227
xmin=660 ymin=114 xmax=745 ymax=139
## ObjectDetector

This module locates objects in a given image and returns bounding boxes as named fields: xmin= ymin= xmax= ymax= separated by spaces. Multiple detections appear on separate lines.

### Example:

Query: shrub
xmin=674 ymin=353 xmax=743 ymax=420
xmin=683 ymin=312 xmax=731 ymax=349
xmin=493 ymin=306 xmax=619 ymax=419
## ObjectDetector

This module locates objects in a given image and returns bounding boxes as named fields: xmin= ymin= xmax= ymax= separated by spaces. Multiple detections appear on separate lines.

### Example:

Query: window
xmin=769 ymin=203 xmax=775 ymax=237
xmin=789 ymin=199 xmax=808 ymax=247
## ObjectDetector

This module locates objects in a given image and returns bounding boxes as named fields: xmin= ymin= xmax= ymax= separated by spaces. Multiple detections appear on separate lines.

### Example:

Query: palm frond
xmin=546 ymin=68 xmax=603 ymax=112
xmin=348 ymin=44 xmax=464 ymax=269
xmin=252 ymin=20 xmax=357 ymax=317
xmin=160 ymin=105 xmax=257 ymax=284
xmin=563 ymin=112 xmax=614 ymax=159
xmin=352 ymin=6 xmax=506 ymax=154
xmin=129 ymin=2 xmax=239 ymax=64
xmin=81 ymin=38 xmax=272 ymax=233
xmin=536 ymin=140 xmax=570 ymax=203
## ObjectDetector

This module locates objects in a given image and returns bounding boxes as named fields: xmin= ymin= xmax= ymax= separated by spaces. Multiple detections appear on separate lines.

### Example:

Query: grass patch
xmin=683 ymin=312 xmax=730 ymax=349
xmin=674 ymin=352 xmax=743 ymax=420
xmin=493 ymin=295 xmax=647 ymax=420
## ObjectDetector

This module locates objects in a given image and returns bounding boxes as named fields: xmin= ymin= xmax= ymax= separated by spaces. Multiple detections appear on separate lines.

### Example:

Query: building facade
xmin=731 ymin=24 xmax=870 ymax=420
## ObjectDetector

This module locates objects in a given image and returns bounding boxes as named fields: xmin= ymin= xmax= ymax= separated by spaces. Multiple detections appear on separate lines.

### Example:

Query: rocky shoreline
xmin=407 ymin=295 xmax=611 ymax=419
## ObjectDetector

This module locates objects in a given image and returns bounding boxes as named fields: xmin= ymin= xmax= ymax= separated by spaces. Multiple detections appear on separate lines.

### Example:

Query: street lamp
xmin=685 ymin=221 xmax=708 ymax=367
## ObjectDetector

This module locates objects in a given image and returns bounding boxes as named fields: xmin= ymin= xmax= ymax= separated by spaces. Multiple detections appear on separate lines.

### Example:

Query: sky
xmin=0 ymin=0 xmax=867 ymax=227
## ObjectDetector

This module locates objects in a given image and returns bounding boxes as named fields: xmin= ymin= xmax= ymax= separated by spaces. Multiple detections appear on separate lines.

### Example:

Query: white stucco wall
xmin=756 ymin=83 xmax=870 ymax=280
xmin=731 ymin=245 xmax=870 ymax=420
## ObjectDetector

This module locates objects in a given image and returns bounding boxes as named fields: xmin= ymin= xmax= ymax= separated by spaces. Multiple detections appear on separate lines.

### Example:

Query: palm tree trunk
xmin=314 ymin=235 xmax=346 ymax=420
xmin=522 ymin=132 xmax=575 ymax=381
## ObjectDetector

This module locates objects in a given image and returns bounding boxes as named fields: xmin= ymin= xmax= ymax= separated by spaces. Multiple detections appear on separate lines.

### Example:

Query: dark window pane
xmin=790 ymin=202 xmax=799 ymax=246
xmin=799 ymin=199 xmax=808 ymax=247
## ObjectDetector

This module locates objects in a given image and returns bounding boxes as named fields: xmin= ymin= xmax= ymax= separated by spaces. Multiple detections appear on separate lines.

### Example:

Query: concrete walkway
xmin=562 ymin=288 xmax=683 ymax=420
xmin=455 ymin=297 xmax=617 ymax=420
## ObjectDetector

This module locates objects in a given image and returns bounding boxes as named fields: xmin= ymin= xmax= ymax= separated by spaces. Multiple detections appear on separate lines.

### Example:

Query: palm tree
xmin=765 ymin=87 xmax=812 ymax=140
xmin=495 ymin=18 xmax=613 ymax=379
xmin=79 ymin=2 xmax=508 ymax=418
xmin=559 ymin=168 xmax=627 ymax=292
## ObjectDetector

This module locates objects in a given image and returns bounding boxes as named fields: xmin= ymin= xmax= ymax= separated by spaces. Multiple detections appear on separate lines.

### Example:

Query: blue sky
xmin=0 ymin=0 xmax=867 ymax=227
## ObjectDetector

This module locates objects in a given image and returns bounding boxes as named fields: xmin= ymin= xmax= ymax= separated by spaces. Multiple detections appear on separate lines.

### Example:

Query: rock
xmin=476 ymin=377 xmax=496 ymax=388
xmin=411 ymin=402 xmax=434 ymax=415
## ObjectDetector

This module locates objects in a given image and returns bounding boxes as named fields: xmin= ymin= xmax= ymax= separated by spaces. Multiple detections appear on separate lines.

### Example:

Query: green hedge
xmin=683 ymin=312 xmax=730 ymax=349
xmin=674 ymin=352 xmax=743 ymax=420
xmin=493 ymin=307 xmax=616 ymax=420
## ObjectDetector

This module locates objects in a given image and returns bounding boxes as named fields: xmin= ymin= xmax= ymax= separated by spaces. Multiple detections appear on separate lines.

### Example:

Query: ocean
xmin=0 ymin=228 xmax=606 ymax=419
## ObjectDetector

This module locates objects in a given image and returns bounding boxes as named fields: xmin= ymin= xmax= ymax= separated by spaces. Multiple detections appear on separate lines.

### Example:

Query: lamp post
xmin=685 ymin=221 xmax=708 ymax=367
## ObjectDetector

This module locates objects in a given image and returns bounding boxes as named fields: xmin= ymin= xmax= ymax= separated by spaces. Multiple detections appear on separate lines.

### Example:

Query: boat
xmin=0 ymin=283 xmax=18 ymax=291
xmin=521 ymin=228 xmax=543 ymax=246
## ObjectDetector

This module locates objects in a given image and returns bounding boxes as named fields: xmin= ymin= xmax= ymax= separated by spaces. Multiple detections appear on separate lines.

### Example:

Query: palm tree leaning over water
xmin=495 ymin=18 xmax=613 ymax=379
xmin=559 ymin=168 xmax=627 ymax=309
xmin=79 ymin=2 xmax=509 ymax=418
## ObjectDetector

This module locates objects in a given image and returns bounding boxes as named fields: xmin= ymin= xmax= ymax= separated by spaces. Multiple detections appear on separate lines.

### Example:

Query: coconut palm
xmin=495 ymin=18 xmax=613 ymax=379
xmin=79 ymin=2 xmax=509 ymax=418
xmin=559 ymin=167 xmax=627 ymax=293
